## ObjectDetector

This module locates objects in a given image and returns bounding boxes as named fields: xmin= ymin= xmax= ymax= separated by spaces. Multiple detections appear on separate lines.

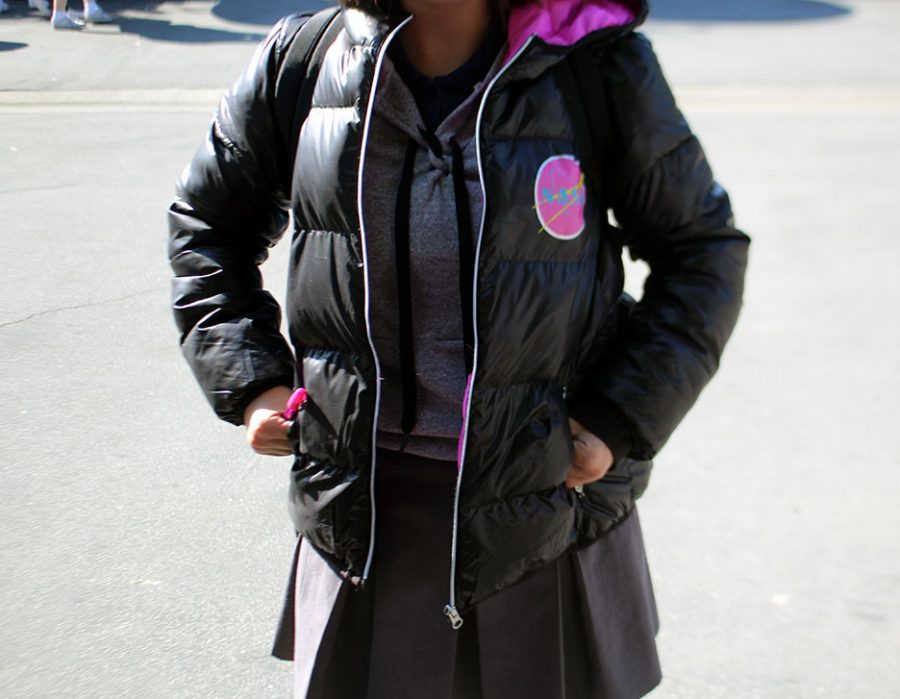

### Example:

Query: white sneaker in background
xmin=28 ymin=0 xmax=52 ymax=17
xmin=82 ymin=2 xmax=113 ymax=23
xmin=51 ymin=11 xmax=84 ymax=29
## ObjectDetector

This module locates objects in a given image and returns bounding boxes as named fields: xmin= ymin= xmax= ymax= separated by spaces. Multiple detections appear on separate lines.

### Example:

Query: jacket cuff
xmin=568 ymin=395 xmax=634 ymax=462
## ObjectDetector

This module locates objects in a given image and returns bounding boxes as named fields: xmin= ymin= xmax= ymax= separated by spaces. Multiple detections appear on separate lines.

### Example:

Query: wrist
xmin=242 ymin=385 xmax=293 ymax=426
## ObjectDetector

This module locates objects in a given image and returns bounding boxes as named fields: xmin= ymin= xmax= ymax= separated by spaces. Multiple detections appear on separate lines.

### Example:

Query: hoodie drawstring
xmin=394 ymin=139 xmax=419 ymax=451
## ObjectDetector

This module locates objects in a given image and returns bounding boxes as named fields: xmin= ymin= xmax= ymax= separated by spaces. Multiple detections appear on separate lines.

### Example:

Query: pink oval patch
xmin=534 ymin=155 xmax=586 ymax=240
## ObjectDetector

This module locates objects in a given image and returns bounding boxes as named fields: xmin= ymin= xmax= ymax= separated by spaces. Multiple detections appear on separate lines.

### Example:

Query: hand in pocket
xmin=565 ymin=417 xmax=614 ymax=488
xmin=243 ymin=386 xmax=294 ymax=457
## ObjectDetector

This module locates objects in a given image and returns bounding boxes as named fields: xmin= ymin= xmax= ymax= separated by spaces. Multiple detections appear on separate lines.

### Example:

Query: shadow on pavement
xmin=0 ymin=41 xmax=30 ymax=51
xmin=91 ymin=0 xmax=330 ymax=42
xmin=212 ymin=0 xmax=331 ymax=26
xmin=92 ymin=0 xmax=327 ymax=35
xmin=0 ymin=1 xmax=268 ymax=42
xmin=112 ymin=16 xmax=265 ymax=42
xmin=652 ymin=0 xmax=851 ymax=22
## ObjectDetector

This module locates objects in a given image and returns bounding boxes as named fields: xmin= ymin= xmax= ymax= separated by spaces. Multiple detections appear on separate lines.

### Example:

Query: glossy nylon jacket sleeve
xmin=167 ymin=18 xmax=303 ymax=425
xmin=571 ymin=34 xmax=750 ymax=461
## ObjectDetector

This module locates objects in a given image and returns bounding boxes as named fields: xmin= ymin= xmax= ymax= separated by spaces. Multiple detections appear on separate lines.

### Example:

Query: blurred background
xmin=1 ymin=1 xmax=898 ymax=696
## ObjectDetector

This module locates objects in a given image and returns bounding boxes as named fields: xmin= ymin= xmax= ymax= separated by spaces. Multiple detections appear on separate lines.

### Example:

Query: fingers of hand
xmin=565 ymin=464 xmax=591 ymax=488
xmin=566 ymin=457 xmax=606 ymax=487
xmin=566 ymin=423 xmax=614 ymax=487
xmin=247 ymin=411 xmax=293 ymax=456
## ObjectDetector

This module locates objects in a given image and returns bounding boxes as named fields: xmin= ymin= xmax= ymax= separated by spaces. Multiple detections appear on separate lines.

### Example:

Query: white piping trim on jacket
xmin=357 ymin=16 xmax=413 ymax=583
xmin=445 ymin=34 xmax=537 ymax=621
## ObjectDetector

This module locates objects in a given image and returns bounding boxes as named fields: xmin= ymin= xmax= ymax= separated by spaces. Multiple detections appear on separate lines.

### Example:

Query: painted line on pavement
xmin=1 ymin=86 xmax=899 ymax=114
xmin=0 ymin=89 xmax=226 ymax=113
xmin=673 ymin=86 xmax=900 ymax=115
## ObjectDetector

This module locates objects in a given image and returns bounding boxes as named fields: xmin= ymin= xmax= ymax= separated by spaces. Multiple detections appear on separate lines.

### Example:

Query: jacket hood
xmin=506 ymin=0 xmax=646 ymax=61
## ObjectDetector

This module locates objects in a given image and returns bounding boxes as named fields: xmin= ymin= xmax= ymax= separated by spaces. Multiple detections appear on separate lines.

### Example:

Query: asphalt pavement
xmin=1 ymin=1 xmax=898 ymax=697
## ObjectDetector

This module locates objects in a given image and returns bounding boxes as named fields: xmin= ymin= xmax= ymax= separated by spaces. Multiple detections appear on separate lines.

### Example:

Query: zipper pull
xmin=443 ymin=604 xmax=464 ymax=630
xmin=281 ymin=387 xmax=309 ymax=420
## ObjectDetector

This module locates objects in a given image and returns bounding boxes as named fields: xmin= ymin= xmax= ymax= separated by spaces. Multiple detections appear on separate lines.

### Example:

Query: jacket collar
xmin=341 ymin=0 xmax=646 ymax=51
xmin=506 ymin=0 xmax=645 ymax=62
xmin=340 ymin=0 xmax=646 ymax=83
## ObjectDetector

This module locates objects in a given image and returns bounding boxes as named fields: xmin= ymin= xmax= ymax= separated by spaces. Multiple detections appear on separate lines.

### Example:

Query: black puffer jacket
xmin=168 ymin=1 xmax=749 ymax=620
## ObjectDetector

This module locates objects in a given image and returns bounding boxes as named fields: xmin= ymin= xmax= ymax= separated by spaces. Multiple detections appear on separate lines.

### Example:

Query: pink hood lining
xmin=505 ymin=0 xmax=639 ymax=63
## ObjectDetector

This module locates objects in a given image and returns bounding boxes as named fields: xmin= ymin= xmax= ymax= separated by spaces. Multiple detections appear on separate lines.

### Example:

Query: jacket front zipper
xmin=357 ymin=17 xmax=413 ymax=584
xmin=444 ymin=34 xmax=537 ymax=628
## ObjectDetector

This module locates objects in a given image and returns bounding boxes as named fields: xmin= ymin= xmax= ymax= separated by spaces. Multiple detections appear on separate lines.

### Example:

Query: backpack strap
xmin=555 ymin=43 xmax=625 ymax=246
xmin=273 ymin=7 xmax=343 ymax=176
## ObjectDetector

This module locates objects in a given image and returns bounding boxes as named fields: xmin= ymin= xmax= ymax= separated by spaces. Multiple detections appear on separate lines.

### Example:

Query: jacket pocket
xmin=575 ymin=457 xmax=653 ymax=542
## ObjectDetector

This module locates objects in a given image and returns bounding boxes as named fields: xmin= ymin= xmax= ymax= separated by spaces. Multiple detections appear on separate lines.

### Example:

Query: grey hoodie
xmin=362 ymin=49 xmax=504 ymax=461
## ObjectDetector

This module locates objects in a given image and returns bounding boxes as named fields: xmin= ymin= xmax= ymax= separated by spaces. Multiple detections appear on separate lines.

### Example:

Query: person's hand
xmin=565 ymin=417 xmax=614 ymax=488
xmin=243 ymin=386 xmax=294 ymax=456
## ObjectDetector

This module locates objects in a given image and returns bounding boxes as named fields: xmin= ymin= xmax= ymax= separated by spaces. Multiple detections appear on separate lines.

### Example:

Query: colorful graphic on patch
xmin=534 ymin=154 xmax=586 ymax=240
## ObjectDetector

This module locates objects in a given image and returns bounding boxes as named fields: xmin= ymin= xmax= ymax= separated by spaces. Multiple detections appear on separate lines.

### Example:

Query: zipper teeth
xmin=447 ymin=35 xmax=536 ymax=612
xmin=357 ymin=17 xmax=412 ymax=582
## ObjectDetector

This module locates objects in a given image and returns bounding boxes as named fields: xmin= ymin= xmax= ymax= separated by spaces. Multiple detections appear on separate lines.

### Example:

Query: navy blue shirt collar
xmin=388 ymin=22 xmax=505 ymax=133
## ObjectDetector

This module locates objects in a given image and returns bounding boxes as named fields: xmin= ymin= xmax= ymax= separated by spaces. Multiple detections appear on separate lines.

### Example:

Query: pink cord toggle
xmin=282 ymin=387 xmax=308 ymax=420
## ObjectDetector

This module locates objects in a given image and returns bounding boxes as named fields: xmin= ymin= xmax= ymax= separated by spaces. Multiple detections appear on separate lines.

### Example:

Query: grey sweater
xmin=362 ymin=50 xmax=503 ymax=461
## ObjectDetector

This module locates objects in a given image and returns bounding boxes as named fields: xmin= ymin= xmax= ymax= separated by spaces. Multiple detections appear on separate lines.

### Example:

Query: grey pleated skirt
xmin=273 ymin=448 xmax=661 ymax=698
